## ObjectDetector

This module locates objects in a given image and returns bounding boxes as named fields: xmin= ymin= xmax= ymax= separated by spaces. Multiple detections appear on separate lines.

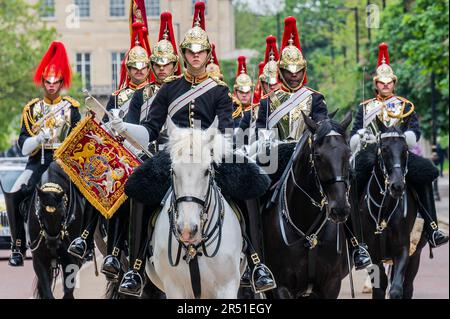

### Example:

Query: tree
xmin=0 ymin=0 xmax=83 ymax=151
xmin=369 ymin=0 xmax=449 ymax=139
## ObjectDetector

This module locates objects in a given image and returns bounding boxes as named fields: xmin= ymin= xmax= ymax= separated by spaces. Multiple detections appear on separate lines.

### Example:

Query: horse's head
xmin=167 ymin=117 xmax=231 ymax=244
xmin=35 ymin=182 xmax=69 ymax=238
xmin=302 ymin=110 xmax=352 ymax=224
xmin=375 ymin=118 xmax=409 ymax=199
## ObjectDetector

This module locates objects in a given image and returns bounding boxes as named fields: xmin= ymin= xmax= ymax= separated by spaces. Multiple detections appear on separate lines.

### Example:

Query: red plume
xmin=252 ymin=61 xmax=265 ymax=104
xmin=263 ymin=35 xmax=279 ymax=64
xmin=377 ymin=42 xmax=390 ymax=66
xmin=236 ymin=56 xmax=247 ymax=77
xmin=129 ymin=0 xmax=149 ymax=35
xmin=211 ymin=43 xmax=220 ymax=68
xmin=258 ymin=61 xmax=265 ymax=77
xmin=159 ymin=11 xmax=181 ymax=75
xmin=281 ymin=16 xmax=302 ymax=52
xmin=34 ymin=41 xmax=72 ymax=88
xmin=192 ymin=1 xmax=206 ymax=30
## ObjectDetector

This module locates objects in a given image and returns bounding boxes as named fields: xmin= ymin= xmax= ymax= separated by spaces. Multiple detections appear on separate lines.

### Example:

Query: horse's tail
xmin=104 ymin=281 xmax=121 ymax=299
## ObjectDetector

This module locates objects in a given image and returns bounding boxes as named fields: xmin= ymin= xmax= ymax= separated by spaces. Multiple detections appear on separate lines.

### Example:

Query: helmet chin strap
xmin=183 ymin=50 xmax=212 ymax=75
xmin=279 ymin=68 xmax=306 ymax=92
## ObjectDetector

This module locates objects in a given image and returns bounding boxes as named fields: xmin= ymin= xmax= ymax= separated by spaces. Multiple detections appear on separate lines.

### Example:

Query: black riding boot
xmin=344 ymin=221 xmax=372 ymax=270
xmin=417 ymin=183 xmax=449 ymax=248
xmin=240 ymin=200 xmax=276 ymax=294
xmin=101 ymin=201 xmax=129 ymax=281
xmin=347 ymin=173 xmax=372 ymax=270
xmin=119 ymin=200 xmax=153 ymax=297
xmin=67 ymin=202 xmax=99 ymax=259
xmin=4 ymin=188 xmax=27 ymax=267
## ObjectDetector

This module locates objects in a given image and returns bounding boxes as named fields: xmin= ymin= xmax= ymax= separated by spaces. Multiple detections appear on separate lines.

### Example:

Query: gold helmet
xmin=233 ymin=56 xmax=253 ymax=93
xmin=373 ymin=42 xmax=397 ymax=85
xmin=150 ymin=12 xmax=181 ymax=81
xmin=180 ymin=2 xmax=211 ymax=54
xmin=278 ymin=16 xmax=307 ymax=89
xmin=259 ymin=35 xmax=280 ymax=86
xmin=127 ymin=42 xmax=150 ymax=70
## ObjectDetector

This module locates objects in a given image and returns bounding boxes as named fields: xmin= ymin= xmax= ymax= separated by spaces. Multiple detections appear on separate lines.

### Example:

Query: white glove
xmin=110 ymin=117 xmax=126 ymax=134
xmin=404 ymin=130 xmax=417 ymax=148
xmin=22 ymin=129 xmax=51 ymax=156
xmin=357 ymin=128 xmax=376 ymax=144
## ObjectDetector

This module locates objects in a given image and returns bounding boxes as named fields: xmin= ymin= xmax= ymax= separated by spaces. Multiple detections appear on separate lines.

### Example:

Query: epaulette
xmin=112 ymin=86 xmax=126 ymax=96
xmin=397 ymin=96 xmax=414 ymax=106
xmin=360 ymin=98 xmax=375 ymax=105
xmin=306 ymin=87 xmax=322 ymax=95
xmin=210 ymin=76 xmax=229 ymax=87
xmin=163 ymin=75 xmax=182 ymax=83
xmin=62 ymin=96 xmax=80 ymax=107
xmin=21 ymin=98 xmax=40 ymax=136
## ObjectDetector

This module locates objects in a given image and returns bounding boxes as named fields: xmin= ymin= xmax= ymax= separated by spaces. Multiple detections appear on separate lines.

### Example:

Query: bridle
xmin=366 ymin=131 xmax=409 ymax=234
xmin=29 ymin=182 xmax=71 ymax=252
xmin=168 ymin=165 xmax=225 ymax=266
xmin=280 ymin=127 xmax=350 ymax=248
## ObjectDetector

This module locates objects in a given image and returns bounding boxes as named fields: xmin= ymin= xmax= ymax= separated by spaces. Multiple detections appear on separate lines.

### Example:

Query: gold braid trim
xmin=62 ymin=96 xmax=80 ymax=107
xmin=54 ymin=115 xmax=128 ymax=219
xmin=22 ymin=98 xmax=40 ymax=137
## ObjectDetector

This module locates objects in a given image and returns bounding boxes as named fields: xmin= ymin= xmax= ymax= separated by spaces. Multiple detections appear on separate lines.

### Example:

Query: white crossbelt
xmin=267 ymin=87 xmax=312 ymax=129
xmin=168 ymin=78 xmax=217 ymax=117
xmin=363 ymin=96 xmax=401 ymax=127
xmin=139 ymin=94 xmax=157 ymax=122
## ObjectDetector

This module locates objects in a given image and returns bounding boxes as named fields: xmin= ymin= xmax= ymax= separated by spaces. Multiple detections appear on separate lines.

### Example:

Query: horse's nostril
xmin=192 ymin=224 xmax=199 ymax=235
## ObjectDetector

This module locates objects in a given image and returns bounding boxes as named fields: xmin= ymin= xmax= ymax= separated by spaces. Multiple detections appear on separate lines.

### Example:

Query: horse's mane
xmin=314 ymin=119 xmax=346 ymax=144
xmin=167 ymin=127 xmax=232 ymax=169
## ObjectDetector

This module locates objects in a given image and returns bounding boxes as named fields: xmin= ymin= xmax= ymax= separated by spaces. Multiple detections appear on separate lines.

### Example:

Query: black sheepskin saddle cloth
xmin=257 ymin=142 xmax=296 ymax=183
xmin=354 ymin=144 xmax=438 ymax=188
xmin=124 ymin=151 xmax=271 ymax=206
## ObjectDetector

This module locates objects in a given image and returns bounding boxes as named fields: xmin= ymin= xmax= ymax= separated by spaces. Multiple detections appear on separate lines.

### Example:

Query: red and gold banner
xmin=54 ymin=115 xmax=141 ymax=218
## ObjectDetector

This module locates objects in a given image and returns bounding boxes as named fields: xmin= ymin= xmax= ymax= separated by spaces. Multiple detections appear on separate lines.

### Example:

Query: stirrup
xmin=251 ymin=263 xmax=277 ymax=294
xmin=100 ymin=255 xmax=121 ymax=281
xmin=67 ymin=238 xmax=88 ymax=259
xmin=352 ymin=244 xmax=372 ymax=270
xmin=118 ymin=270 xmax=144 ymax=297
xmin=429 ymin=229 xmax=449 ymax=248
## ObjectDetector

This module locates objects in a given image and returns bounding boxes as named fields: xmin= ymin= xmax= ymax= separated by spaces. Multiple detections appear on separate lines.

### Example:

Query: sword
xmin=83 ymin=89 xmax=153 ymax=158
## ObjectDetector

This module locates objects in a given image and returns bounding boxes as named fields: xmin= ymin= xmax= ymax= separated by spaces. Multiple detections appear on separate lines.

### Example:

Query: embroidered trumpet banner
xmin=54 ymin=114 xmax=141 ymax=218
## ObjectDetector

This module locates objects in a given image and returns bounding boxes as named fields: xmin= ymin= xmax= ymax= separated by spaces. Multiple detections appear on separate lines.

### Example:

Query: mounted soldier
xmin=3 ymin=41 xmax=80 ymax=266
xmin=255 ymin=17 xmax=328 ymax=142
xmin=110 ymin=1 xmax=275 ymax=297
xmin=350 ymin=43 xmax=448 ymax=251
xmin=67 ymin=1 xmax=152 ymax=277
xmin=232 ymin=56 xmax=254 ymax=130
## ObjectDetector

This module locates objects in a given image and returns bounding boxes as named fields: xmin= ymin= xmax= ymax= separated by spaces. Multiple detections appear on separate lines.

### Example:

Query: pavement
xmin=0 ymin=174 xmax=448 ymax=299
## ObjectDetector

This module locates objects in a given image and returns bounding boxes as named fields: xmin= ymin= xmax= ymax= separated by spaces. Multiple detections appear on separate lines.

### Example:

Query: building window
xmin=75 ymin=0 xmax=90 ymax=18
xmin=40 ymin=0 xmax=55 ymax=18
xmin=145 ymin=0 xmax=160 ymax=17
xmin=110 ymin=0 xmax=125 ymax=17
xmin=111 ymin=52 xmax=126 ymax=88
xmin=191 ymin=0 xmax=208 ymax=15
xmin=76 ymin=53 xmax=91 ymax=90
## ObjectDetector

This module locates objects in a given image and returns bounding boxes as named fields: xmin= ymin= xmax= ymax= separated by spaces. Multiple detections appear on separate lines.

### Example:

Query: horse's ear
xmin=340 ymin=111 xmax=353 ymax=131
xmin=375 ymin=116 xmax=387 ymax=133
xmin=302 ymin=111 xmax=317 ymax=133
xmin=399 ymin=116 xmax=411 ymax=133
xmin=328 ymin=109 xmax=339 ymax=119
xmin=166 ymin=116 xmax=178 ymax=136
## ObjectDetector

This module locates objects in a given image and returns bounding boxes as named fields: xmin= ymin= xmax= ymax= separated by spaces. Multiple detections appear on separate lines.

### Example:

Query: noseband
xmin=168 ymin=165 xmax=225 ymax=266
xmin=29 ymin=182 xmax=70 ymax=252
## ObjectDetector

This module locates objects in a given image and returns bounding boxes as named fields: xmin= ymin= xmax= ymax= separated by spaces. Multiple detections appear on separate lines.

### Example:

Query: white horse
xmin=146 ymin=118 xmax=245 ymax=298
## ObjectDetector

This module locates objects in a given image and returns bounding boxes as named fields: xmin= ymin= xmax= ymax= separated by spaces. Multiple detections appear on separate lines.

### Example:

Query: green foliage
xmin=0 ymin=0 xmax=57 ymax=150
xmin=369 ymin=0 xmax=449 ymax=139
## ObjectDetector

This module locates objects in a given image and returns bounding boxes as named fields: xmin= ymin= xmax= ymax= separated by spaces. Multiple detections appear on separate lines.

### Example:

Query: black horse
xmin=27 ymin=162 xmax=84 ymax=299
xmin=262 ymin=112 xmax=353 ymax=298
xmin=357 ymin=122 xmax=427 ymax=299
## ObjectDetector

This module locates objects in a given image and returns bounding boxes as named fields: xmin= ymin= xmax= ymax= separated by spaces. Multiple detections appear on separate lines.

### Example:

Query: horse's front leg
xmin=371 ymin=262 xmax=388 ymax=299
xmin=61 ymin=255 xmax=81 ymax=299
xmin=32 ymin=252 xmax=55 ymax=299
xmin=389 ymin=246 xmax=409 ymax=299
